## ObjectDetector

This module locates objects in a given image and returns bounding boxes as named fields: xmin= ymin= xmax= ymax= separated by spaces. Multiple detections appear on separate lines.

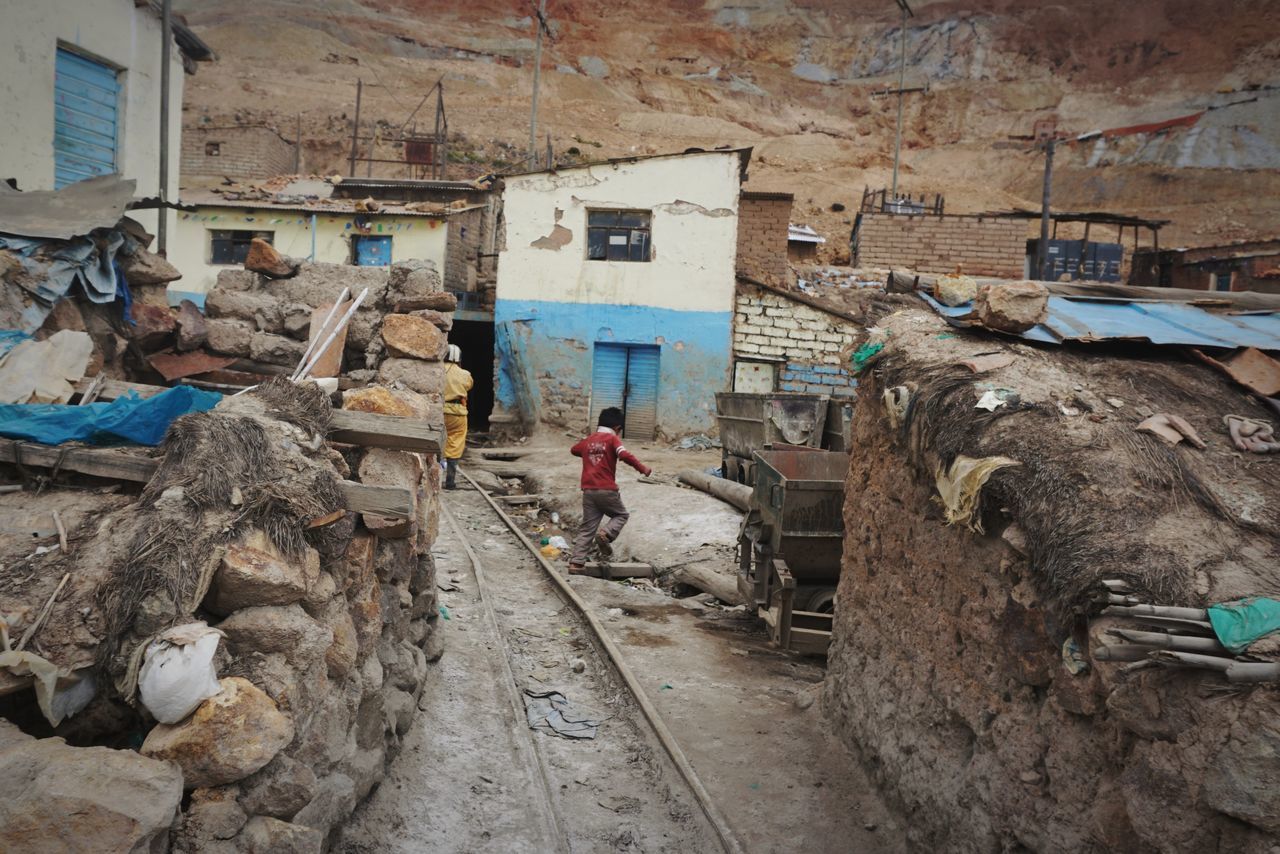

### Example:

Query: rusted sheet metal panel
xmin=920 ymin=293 xmax=1280 ymax=350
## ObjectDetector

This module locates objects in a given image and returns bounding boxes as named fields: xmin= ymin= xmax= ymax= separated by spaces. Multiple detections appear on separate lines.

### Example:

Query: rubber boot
xmin=444 ymin=459 xmax=458 ymax=490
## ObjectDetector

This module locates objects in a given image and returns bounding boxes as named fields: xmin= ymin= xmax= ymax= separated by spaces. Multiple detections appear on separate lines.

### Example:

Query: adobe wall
xmin=733 ymin=282 xmax=859 ymax=396
xmin=856 ymin=214 xmax=1025 ymax=278
xmin=182 ymin=126 xmax=297 ymax=182
xmin=736 ymin=193 xmax=793 ymax=285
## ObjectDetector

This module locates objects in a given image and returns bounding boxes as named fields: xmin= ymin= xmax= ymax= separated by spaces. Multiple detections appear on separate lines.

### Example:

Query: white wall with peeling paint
xmin=497 ymin=151 xmax=743 ymax=313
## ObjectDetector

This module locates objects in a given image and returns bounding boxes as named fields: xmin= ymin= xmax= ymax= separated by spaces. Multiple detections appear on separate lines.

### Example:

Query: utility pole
xmin=1037 ymin=137 xmax=1056 ymax=281
xmin=529 ymin=0 xmax=550 ymax=165
xmin=348 ymin=79 xmax=362 ymax=177
xmin=890 ymin=0 xmax=912 ymax=201
xmin=157 ymin=0 xmax=172 ymax=255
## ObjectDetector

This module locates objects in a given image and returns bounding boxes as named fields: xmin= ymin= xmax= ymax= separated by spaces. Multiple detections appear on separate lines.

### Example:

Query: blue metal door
xmin=354 ymin=235 xmax=392 ymax=266
xmin=590 ymin=343 xmax=659 ymax=440
xmin=54 ymin=49 xmax=120 ymax=188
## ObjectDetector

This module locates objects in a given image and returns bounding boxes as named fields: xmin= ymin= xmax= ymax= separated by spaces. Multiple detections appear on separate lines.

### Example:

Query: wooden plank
xmin=788 ymin=627 xmax=832 ymax=656
xmin=0 ymin=439 xmax=413 ymax=519
xmin=497 ymin=494 xmax=545 ymax=505
xmin=584 ymin=562 xmax=654 ymax=579
xmin=72 ymin=379 xmax=441 ymax=453
xmin=328 ymin=410 xmax=441 ymax=453
xmin=306 ymin=300 xmax=351 ymax=378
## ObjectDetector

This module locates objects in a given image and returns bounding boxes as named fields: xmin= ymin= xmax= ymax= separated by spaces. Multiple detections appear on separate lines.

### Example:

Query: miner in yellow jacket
xmin=443 ymin=344 xmax=473 ymax=490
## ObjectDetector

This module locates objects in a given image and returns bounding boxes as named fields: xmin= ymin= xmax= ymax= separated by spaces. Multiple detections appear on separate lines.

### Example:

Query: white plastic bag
xmin=138 ymin=623 xmax=224 ymax=724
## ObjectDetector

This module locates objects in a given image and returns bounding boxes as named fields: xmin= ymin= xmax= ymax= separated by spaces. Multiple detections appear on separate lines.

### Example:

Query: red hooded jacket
xmin=570 ymin=427 xmax=651 ymax=490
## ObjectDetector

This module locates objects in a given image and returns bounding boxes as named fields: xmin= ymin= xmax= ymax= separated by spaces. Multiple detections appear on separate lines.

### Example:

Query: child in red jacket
xmin=568 ymin=407 xmax=652 ymax=573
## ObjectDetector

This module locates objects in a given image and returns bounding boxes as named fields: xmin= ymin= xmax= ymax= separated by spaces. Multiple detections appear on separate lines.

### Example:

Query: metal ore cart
xmin=737 ymin=448 xmax=847 ymax=654
xmin=714 ymin=392 xmax=830 ymax=484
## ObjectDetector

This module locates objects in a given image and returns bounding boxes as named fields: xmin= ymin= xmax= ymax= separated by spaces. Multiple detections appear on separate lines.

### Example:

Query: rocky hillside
xmin=176 ymin=0 xmax=1280 ymax=255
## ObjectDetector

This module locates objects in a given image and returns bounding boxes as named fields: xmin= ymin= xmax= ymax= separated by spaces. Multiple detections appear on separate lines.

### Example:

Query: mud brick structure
xmin=736 ymin=191 xmax=795 ymax=286
xmin=182 ymin=126 xmax=298 ymax=182
xmin=855 ymin=213 xmax=1026 ymax=278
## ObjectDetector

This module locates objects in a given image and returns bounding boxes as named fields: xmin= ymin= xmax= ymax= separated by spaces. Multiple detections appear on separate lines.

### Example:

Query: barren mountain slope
xmin=176 ymin=0 xmax=1280 ymax=254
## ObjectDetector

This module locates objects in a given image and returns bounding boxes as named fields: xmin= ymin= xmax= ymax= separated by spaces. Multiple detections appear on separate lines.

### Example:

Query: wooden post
xmin=348 ymin=79 xmax=362 ymax=177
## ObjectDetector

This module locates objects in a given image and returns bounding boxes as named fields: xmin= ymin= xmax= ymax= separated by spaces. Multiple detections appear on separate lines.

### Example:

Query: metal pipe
xmin=309 ymin=213 xmax=317 ymax=261
xmin=290 ymin=286 xmax=348 ymax=381
xmin=296 ymin=287 xmax=368 ymax=382
xmin=157 ymin=0 xmax=172 ymax=256
xmin=294 ymin=113 xmax=301 ymax=174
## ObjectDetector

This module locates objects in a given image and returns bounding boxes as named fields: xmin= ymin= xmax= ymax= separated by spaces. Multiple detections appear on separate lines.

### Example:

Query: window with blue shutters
xmin=54 ymin=47 xmax=121 ymax=188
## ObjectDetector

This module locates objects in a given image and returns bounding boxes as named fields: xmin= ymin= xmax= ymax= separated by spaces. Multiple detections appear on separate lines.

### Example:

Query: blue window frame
xmin=353 ymin=235 xmax=392 ymax=266
xmin=54 ymin=47 xmax=120 ymax=188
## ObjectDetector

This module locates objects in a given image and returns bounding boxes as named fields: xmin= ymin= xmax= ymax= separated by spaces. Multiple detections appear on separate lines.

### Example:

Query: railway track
xmin=440 ymin=468 xmax=743 ymax=854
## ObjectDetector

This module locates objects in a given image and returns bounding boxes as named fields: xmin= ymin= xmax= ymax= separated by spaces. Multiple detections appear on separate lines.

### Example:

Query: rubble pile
xmin=823 ymin=305 xmax=1280 ymax=852
xmin=1 ymin=249 xmax=452 ymax=849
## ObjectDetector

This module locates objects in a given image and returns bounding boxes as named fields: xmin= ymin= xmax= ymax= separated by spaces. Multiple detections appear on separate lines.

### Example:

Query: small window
xmin=1212 ymin=272 xmax=1232 ymax=292
xmin=587 ymin=210 xmax=651 ymax=262
xmin=210 ymin=230 xmax=273 ymax=265
xmin=205 ymin=142 xmax=221 ymax=156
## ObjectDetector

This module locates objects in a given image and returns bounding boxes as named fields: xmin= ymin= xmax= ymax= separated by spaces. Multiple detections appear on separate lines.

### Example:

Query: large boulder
xmin=236 ymin=816 xmax=322 ymax=854
xmin=250 ymin=331 xmax=306 ymax=366
xmin=128 ymin=303 xmax=176 ymax=350
xmin=121 ymin=247 xmax=182 ymax=286
xmin=342 ymin=385 xmax=419 ymax=419
xmin=217 ymin=604 xmax=334 ymax=670
xmin=238 ymin=754 xmax=318 ymax=821
xmin=204 ymin=534 xmax=318 ymax=616
xmin=357 ymin=449 xmax=422 ymax=538
xmin=410 ymin=308 xmax=453 ymax=332
xmin=244 ymin=238 xmax=298 ymax=279
xmin=205 ymin=318 xmax=254 ymax=356
xmin=0 ymin=722 xmax=183 ymax=853
xmin=974 ymin=281 xmax=1049 ymax=333
xmin=381 ymin=314 xmax=446 ymax=361
xmin=141 ymin=677 xmax=294 ymax=788
xmin=206 ymin=290 xmax=283 ymax=333
xmin=175 ymin=299 xmax=208 ymax=351
xmin=386 ymin=260 xmax=442 ymax=306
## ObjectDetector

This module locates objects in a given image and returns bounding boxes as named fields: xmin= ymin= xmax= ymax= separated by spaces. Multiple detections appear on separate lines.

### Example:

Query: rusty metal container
xmin=715 ymin=392 xmax=830 ymax=461
xmin=751 ymin=448 xmax=846 ymax=582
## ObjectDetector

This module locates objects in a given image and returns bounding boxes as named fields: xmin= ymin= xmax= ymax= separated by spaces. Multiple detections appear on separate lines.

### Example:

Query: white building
xmin=0 ymin=0 xmax=211 ymax=235
xmin=494 ymin=149 xmax=750 ymax=438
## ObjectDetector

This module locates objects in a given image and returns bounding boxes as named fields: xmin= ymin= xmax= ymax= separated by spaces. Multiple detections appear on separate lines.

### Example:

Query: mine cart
xmin=737 ymin=448 xmax=846 ymax=655
xmin=715 ymin=392 xmax=830 ymax=484
xmin=822 ymin=397 xmax=856 ymax=453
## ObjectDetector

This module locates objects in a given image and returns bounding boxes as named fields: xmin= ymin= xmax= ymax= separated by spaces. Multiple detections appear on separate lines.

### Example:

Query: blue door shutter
xmin=54 ymin=48 xmax=120 ymax=188
xmin=590 ymin=343 xmax=628 ymax=418
xmin=622 ymin=345 xmax=660 ymax=440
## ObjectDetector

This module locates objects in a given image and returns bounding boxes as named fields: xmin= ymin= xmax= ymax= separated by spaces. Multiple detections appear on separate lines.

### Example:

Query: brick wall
xmin=736 ymin=192 xmax=793 ymax=285
xmin=856 ymin=213 xmax=1025 ymax=278
xmin=182 ymin=126 xmax=297 ymax=182
xmin=734 ymin=282 xmax=860 ymax=397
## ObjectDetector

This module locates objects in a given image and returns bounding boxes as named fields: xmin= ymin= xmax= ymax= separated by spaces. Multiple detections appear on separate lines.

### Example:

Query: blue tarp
xmin=919 ymin=293 xmax=1280 ymax=350
xmin=0 ymin=386 xmax=222 ymax=447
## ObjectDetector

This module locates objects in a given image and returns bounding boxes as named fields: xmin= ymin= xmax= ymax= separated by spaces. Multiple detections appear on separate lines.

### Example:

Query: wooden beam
xmin=72 ymin=379 xmax=441 ymax=453
xmin=0 ymin=439 xmax=414 ymax=519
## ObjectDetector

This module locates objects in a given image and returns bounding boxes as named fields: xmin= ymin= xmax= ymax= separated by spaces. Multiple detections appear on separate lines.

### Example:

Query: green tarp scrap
xmin=1207 ymin=597 xmax=1280 ymax=653
xmin=934 ymin=455 xmax=1020 ymax=532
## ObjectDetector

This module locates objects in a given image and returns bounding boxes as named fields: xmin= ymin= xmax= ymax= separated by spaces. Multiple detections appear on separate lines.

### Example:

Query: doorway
xmin=590 ymin=343 xmax=660 ymax=440
xmin=449 ymin=319 xmax=494 ymax=431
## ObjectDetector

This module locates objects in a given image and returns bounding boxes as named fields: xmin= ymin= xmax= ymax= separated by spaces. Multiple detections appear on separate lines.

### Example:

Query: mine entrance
xmin=449 ymin=318 xmax=494 ymax=431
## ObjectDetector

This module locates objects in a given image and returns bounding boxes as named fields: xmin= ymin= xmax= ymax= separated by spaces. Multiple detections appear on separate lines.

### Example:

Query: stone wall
xmin=182 ymin=126 xmax=297 ymax=182
xmin=734 ymin=282 xmax=859 ymax=396
xmin=737 ymin=192 xmax=794 ymax=285
xmin=855 ymin=213 xmax=1026 ymax=278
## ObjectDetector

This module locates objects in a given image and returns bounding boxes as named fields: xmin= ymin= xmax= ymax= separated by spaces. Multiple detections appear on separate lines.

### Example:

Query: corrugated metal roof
xmin=179 ymin=193 xmax=485 ymax=219
xmin=788 ymin=224 xmax=825 ymax=244
xmin=920 ymin=292 xmax=1280 ymax=350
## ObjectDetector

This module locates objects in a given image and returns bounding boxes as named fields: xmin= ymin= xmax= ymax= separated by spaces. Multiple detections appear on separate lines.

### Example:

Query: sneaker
xmin=595 ymin=533 xmax=613 ymax=558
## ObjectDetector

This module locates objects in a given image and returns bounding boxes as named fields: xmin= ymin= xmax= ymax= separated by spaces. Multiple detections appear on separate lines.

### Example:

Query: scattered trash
xmin=959 ymin=352 xmax=1015 ymax=374
xmin=660 ymin=682 xmax=674 ymax=691
xmin=1062 ymin=638 xmax=1089 ymax=675
xmin=547 ymin=535 xmax=569 ymax=551
xmin=851 ymin=339 xmax=886 ymax=373
xmin=540 ymin=544 xmax=562 ymax=558
xmin=975 ymin=390 xmax=1006 ymax=411
xmin=570 ymin=658 xmax=586 ymax=673
xmin=439 ymin=605 xmax=451 ymax=620
xmin=551 ymin=512 xmax=560 ymax=525
xmin=703 ymin=466 xmax=724 ymax=478
xmin=522 ymin=688 xmax=603 ymax=739
xmin=1058 ymin=402 xmax=1081 ymax=417
xmin=605 ymin=608 xmax=624 ymax=620
xmin=1224 ymin=415 xmax=1279 ymax=453
xmin=975 ymin=386 xmax=1020 ymax=411
xmin=882 ymin=384 xmax=913 ymax=428
xmin=934 ymin=455 xmax=1021 ymax=531
xmin=138 ymin=622 xmax=224 ymax=724
xmin=936 ymin=332 xmax=957 ymax=340
xmin=678 ymin=434 xmax=720 ymax=450
xmin=1136 ymin=413 xmax=1206 ymax=448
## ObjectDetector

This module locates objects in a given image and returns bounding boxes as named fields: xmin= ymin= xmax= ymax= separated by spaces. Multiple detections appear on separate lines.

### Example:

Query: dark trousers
xmin=571 ymin=490 xmax=629 ymax=565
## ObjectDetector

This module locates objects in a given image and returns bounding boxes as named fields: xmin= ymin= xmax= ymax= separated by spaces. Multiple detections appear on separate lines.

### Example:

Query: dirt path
xmin=343 ymin=484 xmax=723 ymax=853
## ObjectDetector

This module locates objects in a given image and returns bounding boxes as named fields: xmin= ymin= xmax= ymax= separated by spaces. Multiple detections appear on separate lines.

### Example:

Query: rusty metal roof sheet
xmin=920 ymin=292 xmax=1280 ymax=350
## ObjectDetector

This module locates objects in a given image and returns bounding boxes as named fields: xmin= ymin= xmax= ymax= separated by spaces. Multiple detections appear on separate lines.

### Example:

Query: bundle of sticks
xmin=1093 ymin=579 xmax=1280 ymax=684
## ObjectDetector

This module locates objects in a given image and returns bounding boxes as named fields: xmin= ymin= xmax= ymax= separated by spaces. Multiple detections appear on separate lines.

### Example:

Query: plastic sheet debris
xmin=1208 ymin=597 xmax=1280 ymax=653
xmin=1224 ymin=415 xmax=1279 ymax=453
xmin=0 ymin=385 xmax=222 ymax=446
xmin=138 ymin=623 xmax=224 ymax=724
xmin=547 ymin=535 xmax=569 ymax=550
xmin=0 ymin=329 xmax=94 ymax=404
xmin=882 ymin=384 xmax=913 ymax=429
xmin=851 ymin=339 xmax=886 ymax=373
xmin=522 ymin=687 xmax=603 ymax=739
xmin=934 ymin=455 xmax=1020 ymax=532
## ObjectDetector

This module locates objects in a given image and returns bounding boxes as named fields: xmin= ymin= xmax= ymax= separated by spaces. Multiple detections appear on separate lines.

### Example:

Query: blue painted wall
xmin=495 ymin=298 xmax=733 ymax=436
